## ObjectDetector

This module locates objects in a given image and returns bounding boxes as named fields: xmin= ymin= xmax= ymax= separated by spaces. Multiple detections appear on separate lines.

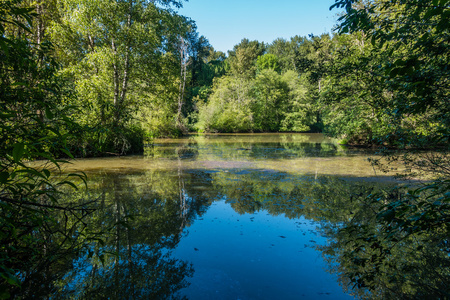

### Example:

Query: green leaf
xmin=12 ymin=143 xmax=25 ymax=163
xmin=0 ymin=38 xmax=9 ymax=57
xmin=5 ymin=276 xmax=19 ymax=286
xmin=61 ymin=148 xmax=74 ymax=159
xmin=15 ymin=168 xmax=46 ymax=179
xmin=393 ymin=59 xmax=405 ymax=67
xmin=0 ymin=269 xmax=20 ymax=287
xmin=378 ymin=209 xmax=396 ymax=222
xmin=36 ymin=152 xmax=60 ymax=168
xmin=57 ymin=180 xmax=78 ymax=189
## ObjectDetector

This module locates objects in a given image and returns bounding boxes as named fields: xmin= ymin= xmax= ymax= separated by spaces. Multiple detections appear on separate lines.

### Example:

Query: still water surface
xmin=58 ymin=133 xmax=399 ymax=299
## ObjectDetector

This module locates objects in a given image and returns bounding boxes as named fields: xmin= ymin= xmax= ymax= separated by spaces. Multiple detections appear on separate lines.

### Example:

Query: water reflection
xmin=316 ymin=191 xmax=450 ymax=299
xmin=51 ymin=165 xmax=389 ymax=299
xmin=54 ymin=171 xmax=206 ymax=299
xmin=36 ymin=133 xmax=438 ymax=299
xmin=149 ymin=133 xmax=345 ymax=161
xmin=66 ymin=133 xmax=402 ymax=178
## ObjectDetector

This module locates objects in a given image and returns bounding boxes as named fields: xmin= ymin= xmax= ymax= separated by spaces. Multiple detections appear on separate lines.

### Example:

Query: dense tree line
xmin=6 ymin=0 xmax=446 ymax=153
xmin=1 ymin=0 xmax=448 ymax=152
xmin=1 ymin=0 xmax=228 ymax=157
xmin=194 ymin=37 xmax=323 ymax=133
xmin=195 ymin=23 xmax=448 ymax=149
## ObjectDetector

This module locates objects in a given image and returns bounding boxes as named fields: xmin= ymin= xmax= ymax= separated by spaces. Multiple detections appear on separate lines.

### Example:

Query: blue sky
xmin=177 ymin=0 xmax=342 ymax=53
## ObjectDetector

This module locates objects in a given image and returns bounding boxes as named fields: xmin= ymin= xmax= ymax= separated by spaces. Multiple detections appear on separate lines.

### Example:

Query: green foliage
xmin=326 ymin=0 xmax=449 ymax=146
xmin=196 ymin=68 xmax=317 ymax=133
xmin=185 ymin=35 xmax=228 ymax=128
xmin=318 ymin=34 xmax=382 ymax=143
xmin=321 ymin=183 xmax=450 ymax=299
xmin=51 ymin=0 xmax=192 ymax=146
xmin=324 ymin=0 xmax=450 ymax=297
xmin=256 ymin=53 xmax=281 ymax=73
xmin=267 ymin=36 xmax=315 ymax=74
xmin=195 ymin=35 xmax=332 ymax=134
xmin=251 ymin=69 xmax=289 ymax=131
xmin=280 ymin=71 xmax=315 ymax=132
xmin=0 ymin=2 xmax=101 ymax=297
xmin=196 ymin=76 xmax=254 ymax=132
xmin=227 ymin=38 xmax=266 ymax=79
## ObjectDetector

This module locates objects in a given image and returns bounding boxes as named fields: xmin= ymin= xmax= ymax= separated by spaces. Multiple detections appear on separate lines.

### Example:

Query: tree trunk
xmin=114 ymin=199 xmax=121 ymax=299
xmin=125 ymin=203 xmax=135 ymax=299
xmin=36 ymin=2 xmax=43 ymax=45
xmin=119 ymin=0 xmax=133 ymax=109
xmin=112 ymin=0 xmax=133 ymax=125
xmin=112 ymin=39 xmax=120 ymax=111
xmin=177 ymin=37 xmax=187 ymax=132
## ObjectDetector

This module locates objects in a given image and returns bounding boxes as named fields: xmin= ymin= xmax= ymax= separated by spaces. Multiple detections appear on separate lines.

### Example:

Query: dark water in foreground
xmin=53 ymin=133 xmax=402 ymax=299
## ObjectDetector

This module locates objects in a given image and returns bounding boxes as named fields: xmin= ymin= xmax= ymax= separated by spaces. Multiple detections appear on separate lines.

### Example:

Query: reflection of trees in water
xmin=214 ymin=171 xmax=372 ymax=221
xmin=318 ymin=188 xmax=450 ymax=299
xmin=38 ymin=166 xmax=447 ymax=299
xmin=148 ymin=134 xmax=342 ymax=162
xmin=3 ymin=192 xmax=100 ymax=299
xmin=145 ymin=140 xmax=199 ymax=160
xmin=209 ymin=170 xmax=449 ymax=299
xmin=54 ymin=169 xmax=216 ymax=299
xmin=60 ymin=243 xmax=192 ymax=299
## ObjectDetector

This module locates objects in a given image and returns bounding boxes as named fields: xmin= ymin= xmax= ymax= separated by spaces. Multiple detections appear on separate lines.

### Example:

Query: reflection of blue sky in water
xmin=174 ymin=200 xmax=352 ymax=300
xmin=52 ymin=134 xmax=404 ymax=299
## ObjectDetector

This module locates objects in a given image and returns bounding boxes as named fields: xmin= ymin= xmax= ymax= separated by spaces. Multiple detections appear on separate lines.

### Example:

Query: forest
xmin=0 ymin=0 xmax=449 ymax=298
xmin=1 ymin=0 xmax=448 ymax=154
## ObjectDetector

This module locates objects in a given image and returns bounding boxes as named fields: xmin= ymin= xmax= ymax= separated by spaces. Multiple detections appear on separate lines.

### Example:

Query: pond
xmin=53 ymin=133 xmax=404 ymax=299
